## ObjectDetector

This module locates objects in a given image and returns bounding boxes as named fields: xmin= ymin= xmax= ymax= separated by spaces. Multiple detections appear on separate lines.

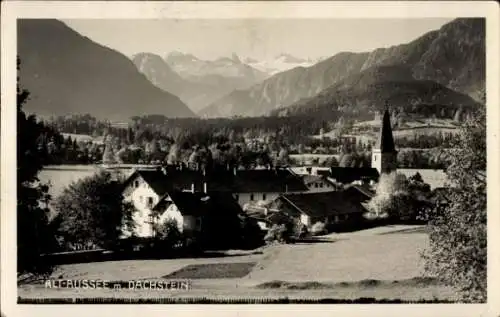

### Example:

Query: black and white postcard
xmin=1 ymin=1 xmax=499 ymax=316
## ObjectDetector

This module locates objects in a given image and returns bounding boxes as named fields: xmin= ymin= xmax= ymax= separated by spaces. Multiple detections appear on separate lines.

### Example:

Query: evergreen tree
xmin=17 ymin=58 xmax=58 ymax=279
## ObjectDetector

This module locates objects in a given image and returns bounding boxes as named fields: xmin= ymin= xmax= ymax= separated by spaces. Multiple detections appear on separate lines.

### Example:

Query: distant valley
xmin=132 ymin=52 xmax=268 ymax=113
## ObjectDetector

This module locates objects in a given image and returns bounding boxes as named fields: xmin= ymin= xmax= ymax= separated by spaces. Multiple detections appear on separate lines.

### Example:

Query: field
xmin=313 ymin=118 xmax=460 ymax=143
xmin=18 ymin=225 xmax=458 ymax=302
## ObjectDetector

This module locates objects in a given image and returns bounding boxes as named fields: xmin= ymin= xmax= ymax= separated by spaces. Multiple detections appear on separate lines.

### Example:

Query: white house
xmin=121 ymin=170 xmax=171 ymax=238
xmin=152 ymin=191 xmax=205 ymax=234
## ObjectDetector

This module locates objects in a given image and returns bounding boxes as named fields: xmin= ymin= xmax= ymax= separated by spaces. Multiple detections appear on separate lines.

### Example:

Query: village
xmin=12 ymin=16 xmax=487 ymax=304
xmin=39 ymin=107 xmax=445 ymax=257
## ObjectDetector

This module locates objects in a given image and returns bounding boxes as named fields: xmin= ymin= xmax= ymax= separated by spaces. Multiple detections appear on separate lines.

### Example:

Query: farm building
xmin=269 ymin=191 xmax=369 ymax=229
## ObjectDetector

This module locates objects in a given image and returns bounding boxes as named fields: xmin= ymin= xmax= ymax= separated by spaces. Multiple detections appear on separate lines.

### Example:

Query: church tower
xmin=372 ymin=102 xmax=397 ymax=175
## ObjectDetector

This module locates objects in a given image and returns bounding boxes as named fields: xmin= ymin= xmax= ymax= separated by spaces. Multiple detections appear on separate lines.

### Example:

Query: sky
xmin=63 ymin=18 xmax=455 ymax=61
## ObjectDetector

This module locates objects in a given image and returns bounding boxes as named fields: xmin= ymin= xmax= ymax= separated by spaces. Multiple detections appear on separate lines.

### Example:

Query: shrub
xmin=264 ymin=224 xmax=293 ymax=244
xmin=153 ymin=218 xmax=184 ymax=251
xmin=239 ymin=216 xmax=265 ymax=249
xmin=310 ymin=222 xmax=327 ymax=236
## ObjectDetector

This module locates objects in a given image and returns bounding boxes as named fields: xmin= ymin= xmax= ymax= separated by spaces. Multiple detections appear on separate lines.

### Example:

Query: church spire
xmin=371 ymin=101 xmax=397 ymax=175
xmin=375 ymin=102 xmax=396 ymax=153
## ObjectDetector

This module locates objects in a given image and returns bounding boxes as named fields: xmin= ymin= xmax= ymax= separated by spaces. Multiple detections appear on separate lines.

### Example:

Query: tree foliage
xmin=17 ymin=58 xmax=59 ymax=278
xmin=423 ymin=103 xmax=486 ymax=302
xmin=53 ymin=171 xmax=135 ymax=250
xmin=365 ymin=172 xmax=431 ymax=222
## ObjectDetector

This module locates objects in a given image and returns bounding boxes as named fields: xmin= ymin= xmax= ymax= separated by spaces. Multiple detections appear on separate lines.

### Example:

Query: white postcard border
xmin=1 ymin=1 xmax=499 ymax=317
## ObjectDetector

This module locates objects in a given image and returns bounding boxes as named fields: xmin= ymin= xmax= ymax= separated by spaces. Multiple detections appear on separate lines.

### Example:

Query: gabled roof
xmin=343 ymin=184 xmax=375 ymax=201
xmin=123 ymin=166 xmax=308 ymax=196
xmin=155 ymin=191 xmax=243 ymax=217
xmin=231 ymin=169 xmax=308 ymax=193
xmin=122 ymin=170 xmax=171 ymax=196
xmin=375 ymin=109 xmax=396 ymax=153
xmin=328 ymin=167 xmax=380 ymax=184
xmin=279 ymin=191 xmax=368 ymax=218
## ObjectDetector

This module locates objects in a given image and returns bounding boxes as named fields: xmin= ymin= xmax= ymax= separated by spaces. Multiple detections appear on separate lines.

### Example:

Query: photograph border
xmin=1 ymin=1 xmax=499 ymax=316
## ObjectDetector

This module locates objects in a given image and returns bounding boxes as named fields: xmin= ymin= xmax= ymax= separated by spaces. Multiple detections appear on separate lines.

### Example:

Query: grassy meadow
xmin=18 ymin=225 xmax=458 ymax=302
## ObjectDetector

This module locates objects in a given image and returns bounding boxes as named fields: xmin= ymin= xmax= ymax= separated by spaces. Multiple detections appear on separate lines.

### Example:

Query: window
xmin=134 ymin=180 xmax=139 ymax=188
xmin=315 ymin=183 xmax=319 ymax=188
xmin=319 ymin=183 xmax=324 ymax=188
xmin=262 ymin=193 xmax=267 ymax=200
xmin=147 ymin=197 xmax=154 ymax=207
xmin=250 ymin=194 xmax=254 ymax=201
xmin=146 ymin=214 xmax=155 ymax=224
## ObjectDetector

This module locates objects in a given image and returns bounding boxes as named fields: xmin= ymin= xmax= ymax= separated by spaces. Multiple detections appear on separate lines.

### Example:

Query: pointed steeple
xmin=375 ymin=101 xmax=396 ymax=153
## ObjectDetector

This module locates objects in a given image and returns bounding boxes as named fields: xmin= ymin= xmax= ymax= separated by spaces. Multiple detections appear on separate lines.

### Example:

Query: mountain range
xmin=272 ymin=65 xmax=481 ymax=121
xmin=200 ymin=18 xmax=485 ymax=118
xmin=132 ymin=52 xmax=268 ymax=112
xmin=18 ymin=18 xmax=485 ymax=122
xmin=243 ymin=54 xmax=323 ymax=75
xmin=18 ymin=19 xmax=195 ymax=121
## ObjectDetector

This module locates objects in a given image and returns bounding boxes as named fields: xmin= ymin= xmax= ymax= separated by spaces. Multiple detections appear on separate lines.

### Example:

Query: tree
xmin=17 ymin=58 xmax=59 ymax=279
xmin=276 ymin=147 xmax=290 ymax=166
xmin=365 ymin=172 xmax=407 ymax=219
xmin=167 ymin=143 xmax=180 ymax=164
xmin=423 ymin=103 xmax=486 ymax=302
xmin=152 ymin=218 xmax=183 ymax=251
xmin=102 ymin=143 xmax=115 ymax=164
xmin=53 ymin=171 xmax=135 ymax=250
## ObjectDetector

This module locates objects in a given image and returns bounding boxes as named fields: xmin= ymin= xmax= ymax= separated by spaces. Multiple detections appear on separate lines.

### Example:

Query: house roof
xmin=156 ymin=191 xmax=243 ymax=217
xmin=279 ymin=191 xmax=368 ymax=218
xmin=231 ymin=169 xmax=309 ymax=193
xmin=123 ymin=166 xmax=308 ymax=195
xmin=122 ymin=170 xmax=171 ymax=196
xmin=328 ymin=167 xmax=380 ymax=184
xmin=343 ymin=184 xmax=375 ymax=201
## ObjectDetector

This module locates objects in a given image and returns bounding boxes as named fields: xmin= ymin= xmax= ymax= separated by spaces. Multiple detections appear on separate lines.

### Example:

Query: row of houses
xmin=119 ymin=107 xmax=440 ymax=239
xmin=120 ymin=165 xmax=380 ymax=238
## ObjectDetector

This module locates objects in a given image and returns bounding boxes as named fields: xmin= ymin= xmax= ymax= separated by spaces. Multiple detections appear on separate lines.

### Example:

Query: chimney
xmin=203 ymin=182 xmax=207 ymax=194
xmin=191 ymin=183 xmax=195 ymax=193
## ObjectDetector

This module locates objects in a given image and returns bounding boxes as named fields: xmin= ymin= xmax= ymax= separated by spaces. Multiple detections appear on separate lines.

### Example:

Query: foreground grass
xmin=17 ymin=225 xmax=459 ymax=302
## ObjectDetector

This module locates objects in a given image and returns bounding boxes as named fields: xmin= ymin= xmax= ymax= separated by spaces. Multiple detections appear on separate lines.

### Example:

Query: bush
xmin=310 ymin=222 xmax=327 ymax=236
xmin=264 ymin=224 xmax=293 ymax=244
xmin=152 ymin=218 xmax=184 ymax=251
xmin=239 ymin=216 xmax=265 ymax=249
